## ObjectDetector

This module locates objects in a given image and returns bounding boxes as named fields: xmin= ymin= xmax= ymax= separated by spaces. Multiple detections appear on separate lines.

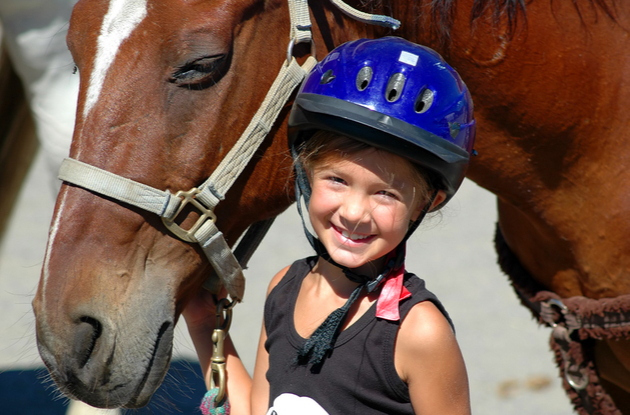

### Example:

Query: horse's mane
xmin=362 ymin=0 xmax=619 ymax=40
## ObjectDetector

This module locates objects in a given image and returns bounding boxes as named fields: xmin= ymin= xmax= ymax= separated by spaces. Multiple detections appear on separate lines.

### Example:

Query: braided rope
xmin=201 ymin=388 xmax=231 ymax=415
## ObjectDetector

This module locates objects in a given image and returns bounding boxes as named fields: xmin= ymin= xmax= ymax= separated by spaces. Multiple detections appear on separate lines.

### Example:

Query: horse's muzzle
xmin=34 ymin=299 xmax=175 ymax=408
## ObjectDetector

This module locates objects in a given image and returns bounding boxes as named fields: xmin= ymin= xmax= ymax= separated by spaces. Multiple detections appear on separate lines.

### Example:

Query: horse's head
xmin=33 ymin=0 xmax=297 ymax=407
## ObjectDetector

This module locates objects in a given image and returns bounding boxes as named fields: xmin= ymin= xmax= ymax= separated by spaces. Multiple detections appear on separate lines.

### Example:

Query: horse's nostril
xmin=74 ymin=317 xmax=103 ymax=369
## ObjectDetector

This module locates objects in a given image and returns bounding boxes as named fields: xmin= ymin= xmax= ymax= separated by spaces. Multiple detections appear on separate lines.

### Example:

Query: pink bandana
xmin=375 ymin=263 xmax=411 ymax=321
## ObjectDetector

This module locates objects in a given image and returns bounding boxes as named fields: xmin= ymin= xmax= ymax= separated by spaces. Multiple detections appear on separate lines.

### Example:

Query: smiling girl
xmin=184 ymin=37 xmax=476 ymax=415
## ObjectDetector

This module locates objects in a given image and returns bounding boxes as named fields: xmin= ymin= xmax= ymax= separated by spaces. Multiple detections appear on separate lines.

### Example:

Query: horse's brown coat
xmin=33 ymin=0 xmax=630 ymax=410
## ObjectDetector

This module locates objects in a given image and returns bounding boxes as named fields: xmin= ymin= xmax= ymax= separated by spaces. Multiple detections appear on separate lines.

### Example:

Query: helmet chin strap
xmin=293 ymin=162 xmax=438 ymax=368
xmin=404 ymin=189 xmax=438 ymax=243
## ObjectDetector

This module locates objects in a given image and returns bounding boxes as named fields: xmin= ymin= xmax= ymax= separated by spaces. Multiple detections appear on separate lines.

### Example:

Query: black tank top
xmin=264 ymin=256 xmax=453 ymax=415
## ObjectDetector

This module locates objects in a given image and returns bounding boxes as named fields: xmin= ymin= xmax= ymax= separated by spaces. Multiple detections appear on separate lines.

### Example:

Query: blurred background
xmin=0 ymin=1 xmax=575 ymax=413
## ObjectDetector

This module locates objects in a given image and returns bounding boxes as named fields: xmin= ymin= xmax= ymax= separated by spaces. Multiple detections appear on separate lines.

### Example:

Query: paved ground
xmin=0 ymin=147 xmax=576 ymax=413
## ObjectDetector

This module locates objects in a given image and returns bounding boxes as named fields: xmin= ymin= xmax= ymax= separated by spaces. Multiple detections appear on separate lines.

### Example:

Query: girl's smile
xmin=307 ymin=148 xmax=426 ymax=276
xmin=332 ymin=223 xmax=375 ymax=243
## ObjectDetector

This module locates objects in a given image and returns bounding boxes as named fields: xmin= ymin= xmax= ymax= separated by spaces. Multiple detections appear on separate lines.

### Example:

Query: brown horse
xmin=33 ymin=0 xmax=630 ymax=412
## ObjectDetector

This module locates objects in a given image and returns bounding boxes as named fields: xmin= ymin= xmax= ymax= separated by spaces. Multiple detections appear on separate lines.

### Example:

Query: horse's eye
xmin=170 ymin=54 xmax=229 ymax=89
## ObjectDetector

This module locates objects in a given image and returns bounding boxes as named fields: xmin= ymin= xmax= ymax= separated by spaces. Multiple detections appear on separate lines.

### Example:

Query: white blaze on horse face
xmin=42 ymin=189 xmax=69 ymax=310
xmin=45 ymin=0 xmax=147 ymax=302
xmin=83 ymin=0 xmax=148 ymax=119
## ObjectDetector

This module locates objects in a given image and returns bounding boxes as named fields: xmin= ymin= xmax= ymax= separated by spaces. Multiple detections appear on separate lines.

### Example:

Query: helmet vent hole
xmin=320 ymin=69 xmax=335 ymax=84
xmin=356 ymin=66 xmax=373 ymax=91
xmin=385 ymin=73 xmax=405 ymax=102
xmin=414 ymin=88 xmax=434 ymax=113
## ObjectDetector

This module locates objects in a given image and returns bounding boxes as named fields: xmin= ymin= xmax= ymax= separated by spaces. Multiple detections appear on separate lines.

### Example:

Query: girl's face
xmin=307 ymin=148 xmax=444 ymax=276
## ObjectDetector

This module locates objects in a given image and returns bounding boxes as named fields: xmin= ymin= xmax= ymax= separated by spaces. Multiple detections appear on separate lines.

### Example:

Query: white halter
xmin=58 ymin=0 xmax=399 ymax=302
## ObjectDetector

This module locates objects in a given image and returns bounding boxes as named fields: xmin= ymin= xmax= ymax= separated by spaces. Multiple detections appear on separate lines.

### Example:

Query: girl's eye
xmin=329 ymin=176 xmax=346 ymax=184
xmin=377 ymin=190 xmax=399 ymax=199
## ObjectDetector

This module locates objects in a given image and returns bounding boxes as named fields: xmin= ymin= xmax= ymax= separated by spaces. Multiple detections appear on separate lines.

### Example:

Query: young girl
xmin=183 ymin=36 xmax=475 ymax=415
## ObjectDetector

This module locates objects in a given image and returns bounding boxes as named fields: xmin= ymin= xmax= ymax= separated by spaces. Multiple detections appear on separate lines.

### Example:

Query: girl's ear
xmin=412 ymin=190 xmax=447 ymax=220
xmin=429 ymin=190 xmax=447 ymax=211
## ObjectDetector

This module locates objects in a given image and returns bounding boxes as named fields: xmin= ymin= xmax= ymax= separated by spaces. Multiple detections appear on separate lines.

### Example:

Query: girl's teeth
xmin=341 ymin=230 xmax=368 ymax=240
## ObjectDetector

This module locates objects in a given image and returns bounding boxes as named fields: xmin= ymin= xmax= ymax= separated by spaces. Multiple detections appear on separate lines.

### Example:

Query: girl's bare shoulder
xmin=396 ymin=300 xmax=459 ymax=365
xmin=266 ymin=264 xmax=292 ymax=295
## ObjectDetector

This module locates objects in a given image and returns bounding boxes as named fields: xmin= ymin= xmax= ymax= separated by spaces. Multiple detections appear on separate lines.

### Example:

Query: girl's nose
xmin=339 ymin=193 xmax=371 ymax=225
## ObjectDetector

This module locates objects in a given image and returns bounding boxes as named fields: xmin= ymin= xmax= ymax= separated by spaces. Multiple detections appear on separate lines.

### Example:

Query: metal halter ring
xmin=564 ymin=360 xmax=589 ymax=390
xmin=546 ymin=299 xmax=590 ymax=391
xmin=286 ymin=37 xmax=316 ymax=63
xmin=546 ymin=298 xmax=568 ymax=327
xmin=162 ymin=188 xmax=217 ymax=243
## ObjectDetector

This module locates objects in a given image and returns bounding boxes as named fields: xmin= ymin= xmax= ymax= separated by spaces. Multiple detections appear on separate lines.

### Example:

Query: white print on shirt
xmin=266 ymin=393 xmax=330 ymax=415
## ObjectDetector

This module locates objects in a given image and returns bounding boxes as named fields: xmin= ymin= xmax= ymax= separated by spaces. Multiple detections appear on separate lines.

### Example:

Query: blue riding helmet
xmin=288 ymin=36 xmax=476 ymax=204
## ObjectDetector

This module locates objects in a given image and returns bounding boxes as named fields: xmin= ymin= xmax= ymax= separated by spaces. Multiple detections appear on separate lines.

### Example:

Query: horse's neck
xmin=466 ymin=55 xmax=630 ymax=302
xmin=384 ymin=0 xmax=630 ymax=300
xmin=488 ymin=121 xmax=630 ymax=299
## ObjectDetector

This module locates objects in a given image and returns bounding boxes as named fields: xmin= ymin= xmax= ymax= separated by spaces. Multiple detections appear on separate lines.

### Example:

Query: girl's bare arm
xmin=395 ymin=301 xmax=471 ymax=415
